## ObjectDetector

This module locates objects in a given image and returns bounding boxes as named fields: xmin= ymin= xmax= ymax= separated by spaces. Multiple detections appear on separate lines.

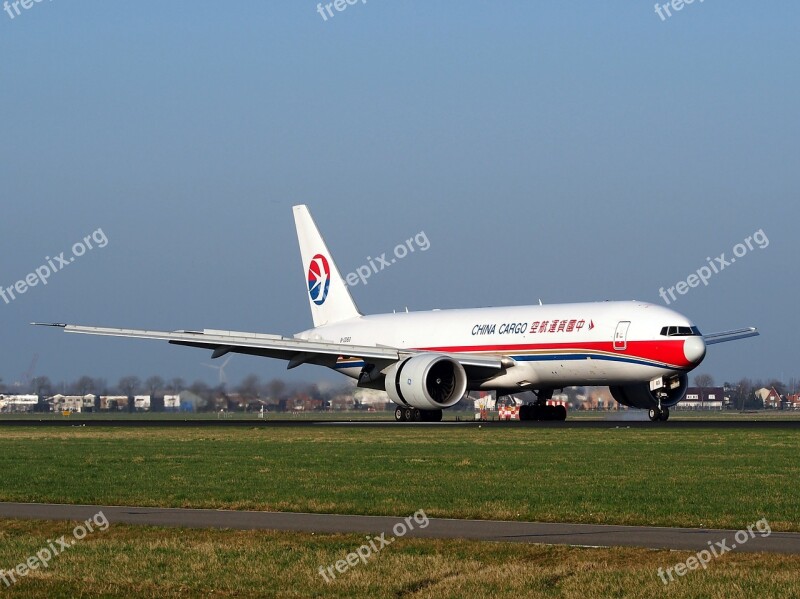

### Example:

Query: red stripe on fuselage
xmin=417 ymin=339 xmax=690 ymax=368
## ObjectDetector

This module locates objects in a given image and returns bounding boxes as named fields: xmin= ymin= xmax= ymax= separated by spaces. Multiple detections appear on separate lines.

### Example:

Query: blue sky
xmin=1 ymin=2 xmax=798 ymax=389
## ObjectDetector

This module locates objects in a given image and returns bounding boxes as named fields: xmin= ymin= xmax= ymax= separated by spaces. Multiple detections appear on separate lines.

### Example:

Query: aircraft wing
xmin=30 ymin=323 xmax=509 ymax=373
xmin=703 ymin=327 xmax=759 ymax=345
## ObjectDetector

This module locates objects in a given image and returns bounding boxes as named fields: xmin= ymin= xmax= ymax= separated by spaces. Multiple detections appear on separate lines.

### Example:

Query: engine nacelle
xmin=385 ymin=354 xmax=468 ymax=410
xmin=609 ymin=374 xmax=688 ymax=410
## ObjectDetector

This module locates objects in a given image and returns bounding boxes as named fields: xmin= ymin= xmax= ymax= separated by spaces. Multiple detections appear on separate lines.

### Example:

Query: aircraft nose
xmin=683 ymin=336 xmax=706 ymax=364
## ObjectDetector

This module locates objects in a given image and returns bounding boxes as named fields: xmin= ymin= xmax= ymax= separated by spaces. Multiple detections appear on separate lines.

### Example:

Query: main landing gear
xmin=648 ymin=407 xmax=670 ymax=421
xmin=517 ymin=389 xmax=567 ymax=422
xmin=519 ymin=403 xmax=567 ymax=421
xmin=394 ymin=407 xmax=443 ymax=422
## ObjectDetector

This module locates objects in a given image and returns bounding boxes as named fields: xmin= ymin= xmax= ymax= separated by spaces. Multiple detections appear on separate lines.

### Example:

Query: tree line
xmin=0 ymin=374 xmax=346 ymax=403
xmin=2 ymin=372 xmax=796 ymax=410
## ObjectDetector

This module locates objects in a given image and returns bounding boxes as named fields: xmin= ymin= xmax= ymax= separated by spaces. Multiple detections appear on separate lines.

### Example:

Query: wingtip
xmin=30 ymin=322 xmax=67 ymax=328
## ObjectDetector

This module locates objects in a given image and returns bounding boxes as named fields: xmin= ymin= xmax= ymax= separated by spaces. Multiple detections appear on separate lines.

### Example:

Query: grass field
xmin=0 ymin=426 xmax=797 ymax=531
xmin=1 ymin=519 xmax=800 ymax=598
xmin=1 ymin=424 xmax=798 ymax=597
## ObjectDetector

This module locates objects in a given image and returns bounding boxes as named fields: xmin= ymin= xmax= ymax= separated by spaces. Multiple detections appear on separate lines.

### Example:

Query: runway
xmin=1 ymin=418 xmax=799 ymax=429
xmin=1 ymin=502 xmax=798 ymax=553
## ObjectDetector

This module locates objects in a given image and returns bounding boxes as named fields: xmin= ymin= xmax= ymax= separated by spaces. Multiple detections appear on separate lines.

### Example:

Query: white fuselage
xmin=296 ymin=300 xmax=706 ymax=391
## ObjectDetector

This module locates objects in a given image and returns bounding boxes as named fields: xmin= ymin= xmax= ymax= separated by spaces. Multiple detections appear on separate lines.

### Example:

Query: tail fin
xmin=293 ymin=205 xmax=362 ymax=327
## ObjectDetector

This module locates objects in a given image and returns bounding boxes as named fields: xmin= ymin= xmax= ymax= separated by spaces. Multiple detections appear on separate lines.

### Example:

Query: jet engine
xmin=609 ymin=374 xmax=688 ymax=410
xmin=385 ymin=354 xmax=468 ymax=410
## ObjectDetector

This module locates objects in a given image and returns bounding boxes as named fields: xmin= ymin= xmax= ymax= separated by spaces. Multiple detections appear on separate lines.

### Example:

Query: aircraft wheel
xmin=554 ymin=405 xmax=567 ymax=421
xmin=420 ymin=409 xmax=443 ymax=422
xmin=404 ymin=408 xmax=414 ymax=422
xmin=659 ymin=407 xmax=670 ymax=422
xmin=395 ymin=407 xmax=405 ymax=422
xmin=648 ymin=408 xmax=661 ymax=422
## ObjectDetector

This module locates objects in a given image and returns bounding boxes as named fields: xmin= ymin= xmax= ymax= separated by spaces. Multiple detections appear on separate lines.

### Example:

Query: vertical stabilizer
xmin=293 ymin=205 xmax=362 ymax=327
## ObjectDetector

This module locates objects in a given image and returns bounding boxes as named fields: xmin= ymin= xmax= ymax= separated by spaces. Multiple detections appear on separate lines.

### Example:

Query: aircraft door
xmin=613 ymin=321 xmax=630 ymax=351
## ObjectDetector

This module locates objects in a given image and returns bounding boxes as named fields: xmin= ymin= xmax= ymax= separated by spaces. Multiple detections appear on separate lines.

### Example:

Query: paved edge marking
xmin=0 ymin=502 xmax=798 ymax=554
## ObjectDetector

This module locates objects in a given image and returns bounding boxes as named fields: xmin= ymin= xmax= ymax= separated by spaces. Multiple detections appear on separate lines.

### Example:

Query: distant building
xmin=680 ymin=387 xmax=724 ymax=410
xmin=48 ymin=394 xmax=96 ymax=413
xmin=177 ymin=390 xmax=204 ymax=412
xmin=100 ymin=395 xmax=130 ymax=411
xmin=784 ymin=394 xmax=800 ymax=410
xmin=584 ymin=388 xmax=615 ymax=410
xmin=327 ymin=393 xmax=355 ymax=411
xmin=755 ymin=387 xmax=783 ymax=409
xmin=0 ymin=394 xmax=39 ymax=413
xmin=163 ymin=394 xmax=181 ymax=411
xmin=353 ymin=388 xmax=391 ymax=410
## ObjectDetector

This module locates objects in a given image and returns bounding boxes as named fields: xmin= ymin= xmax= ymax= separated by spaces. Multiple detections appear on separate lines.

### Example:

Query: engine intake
xmin=385 ymin=354 xmax=467 ymax=410
xmin=609 ymin=374 xmax=688 ymax=410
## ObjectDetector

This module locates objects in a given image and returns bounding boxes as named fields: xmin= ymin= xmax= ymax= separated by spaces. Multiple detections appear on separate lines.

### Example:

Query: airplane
xmin=34 ymin=205 xmax=758 ymax=422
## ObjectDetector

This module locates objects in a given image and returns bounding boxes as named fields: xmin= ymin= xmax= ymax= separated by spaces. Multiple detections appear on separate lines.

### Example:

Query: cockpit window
xmin=660 ymin=326 xmax=702 ymax=337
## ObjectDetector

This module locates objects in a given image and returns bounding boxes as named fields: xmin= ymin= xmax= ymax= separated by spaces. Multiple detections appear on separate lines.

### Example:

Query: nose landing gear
xmin=648 ymin=407 xmax=670 ymax=421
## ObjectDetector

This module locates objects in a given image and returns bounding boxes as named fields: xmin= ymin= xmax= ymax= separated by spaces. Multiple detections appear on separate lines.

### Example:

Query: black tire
xmin=648 ymin=408 xmax=660 ymax=421
xmin=404 ymin=408 xmax=414 ymax=422
xmin=659 ymin=407 xmax=670 ymax=422
xmin=554 ymin=405 xmax=567 ymax=421
xmin=395 ymin=407 xmax=405 ymax=422
xmin=421 ymin=409 xmax=443 ymax=422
